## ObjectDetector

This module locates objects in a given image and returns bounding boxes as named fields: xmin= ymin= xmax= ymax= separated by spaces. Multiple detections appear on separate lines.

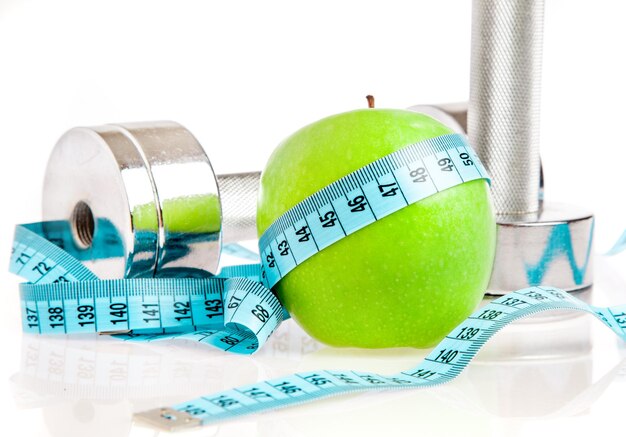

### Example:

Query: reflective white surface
xmin=2 ymin=253 xmax=626 ymax=437
xmin=1 ymin=2 xmax=625 ymax=435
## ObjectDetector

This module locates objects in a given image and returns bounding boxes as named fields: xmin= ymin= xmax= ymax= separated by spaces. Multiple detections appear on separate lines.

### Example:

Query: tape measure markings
xmin=258 ymin=134 xmax=487 ymax=289
xmin=114 ymin=277 xmax=283 ymax=354
xmin=12 ymin=225 xmax=96 ymax=283
xmin=15 ymin=251 xmax=265 ymax=335
xmin=133 ymin=285 xmax=626 ymax=429
xmin=13 ymin=132 xmax=571 ymax=429
xmin=10 ymin=134 xmax=487 ymax=349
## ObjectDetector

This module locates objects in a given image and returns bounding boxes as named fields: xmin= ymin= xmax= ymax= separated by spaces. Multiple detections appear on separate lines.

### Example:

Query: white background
xmin=1 ymin=1 xmax=626 ymax=436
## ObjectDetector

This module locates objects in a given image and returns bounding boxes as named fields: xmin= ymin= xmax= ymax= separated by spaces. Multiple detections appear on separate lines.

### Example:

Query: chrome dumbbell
xmin=407 ymin=102 xmax=468 ymax=135
xmin=43 ymin=121 xmax=259 ymax=279
xmin=468 ymin=0 xmax=593 ymax=294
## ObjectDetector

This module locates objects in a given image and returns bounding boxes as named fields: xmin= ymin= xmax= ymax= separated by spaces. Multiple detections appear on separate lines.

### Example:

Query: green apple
xmin=257 ymin=109 xmax=496 ymax=348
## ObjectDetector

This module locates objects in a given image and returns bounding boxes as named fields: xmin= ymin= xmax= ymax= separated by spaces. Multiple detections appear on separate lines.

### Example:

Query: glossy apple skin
xmin=257 ymin=109 xmax=496 ymax=348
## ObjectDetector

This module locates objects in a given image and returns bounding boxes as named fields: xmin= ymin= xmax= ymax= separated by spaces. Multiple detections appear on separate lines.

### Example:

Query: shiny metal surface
xmin=217 ymin=172 xmax=260 ymax=243
xmin=43 ymin=125 xmax=161 ymax=279
xmin=408 ymin=102 xmax=468 ymax=133
xmin=487 ymin=203 xmax=594 ymax=295
xmin=112 ymin=122 xmax=222 ymax=277
xmin=135 ymin=408 xmax=200 ymax=431
xmin=42 ymin=122 xmax=259 ymax=279
xmin=468 ymin=0 xmax=594 ymax=294
xmin=469 ymin=0 xmax=544 ymax=216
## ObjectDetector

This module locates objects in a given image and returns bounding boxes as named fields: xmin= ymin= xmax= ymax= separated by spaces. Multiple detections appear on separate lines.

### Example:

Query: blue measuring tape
xmin=256 ymin=133 xmax=489 ymax=288
xmin=10 ymin=132 xmax=620 ymax=430
xmin=11 ymin=133 xmax=485 ymax=348
xmin=138 ymin=286 xmax=626 ymax=430
xmin=12 ymin=222 xmax=281 ymax=353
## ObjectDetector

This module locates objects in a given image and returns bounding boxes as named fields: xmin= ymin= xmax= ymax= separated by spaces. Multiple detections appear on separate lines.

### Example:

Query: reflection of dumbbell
xmin=43 ymin=122 xmax=259 ymax=279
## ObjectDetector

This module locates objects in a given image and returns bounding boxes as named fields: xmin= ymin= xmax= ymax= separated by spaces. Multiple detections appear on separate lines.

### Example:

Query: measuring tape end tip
xmin=134 ymin=407 xmax=201 ymax=432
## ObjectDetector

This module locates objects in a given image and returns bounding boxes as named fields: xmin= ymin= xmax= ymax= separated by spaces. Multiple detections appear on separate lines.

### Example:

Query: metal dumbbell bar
xmin=468 ymin=0 xmax=593 ymax=294
xmin=416 ymin=0 xmax=594 ymax=295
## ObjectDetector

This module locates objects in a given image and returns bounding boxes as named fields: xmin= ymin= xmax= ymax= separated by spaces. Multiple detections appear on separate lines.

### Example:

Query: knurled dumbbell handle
xmin=468 ymin=0 xmax=544 ymax=216
xmin=217 ymin=172 xmax=260 ymax=243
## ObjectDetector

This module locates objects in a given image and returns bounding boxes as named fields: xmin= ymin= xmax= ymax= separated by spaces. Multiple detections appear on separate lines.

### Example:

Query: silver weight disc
xmin=487 ymin=202 xmax=594 ymax=295
xmin=42 ymin=121 xmax=221 ymax=279
xmin=407 ymin=103 xmax=467 ymax=134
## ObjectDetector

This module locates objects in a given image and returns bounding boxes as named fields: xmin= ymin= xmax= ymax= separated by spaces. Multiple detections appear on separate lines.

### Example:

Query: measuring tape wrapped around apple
xmin=10 ymin=110 xmax=626 ymax=430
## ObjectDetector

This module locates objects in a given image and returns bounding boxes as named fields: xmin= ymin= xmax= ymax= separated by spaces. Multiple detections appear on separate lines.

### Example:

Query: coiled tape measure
xmin=10 ymin=133 xmax=626 ymax=431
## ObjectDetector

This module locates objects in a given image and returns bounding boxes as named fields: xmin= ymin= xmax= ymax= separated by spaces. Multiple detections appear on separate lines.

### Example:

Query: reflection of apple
xmin=133 ymin=194 xmax=221 ymax=233
xmin=257 ymin=109 xmax=496 ymax=348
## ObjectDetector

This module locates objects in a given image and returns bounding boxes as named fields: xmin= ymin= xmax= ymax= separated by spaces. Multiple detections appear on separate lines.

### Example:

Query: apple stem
xmin=366 ymin=95 xmax=375 ymax=108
